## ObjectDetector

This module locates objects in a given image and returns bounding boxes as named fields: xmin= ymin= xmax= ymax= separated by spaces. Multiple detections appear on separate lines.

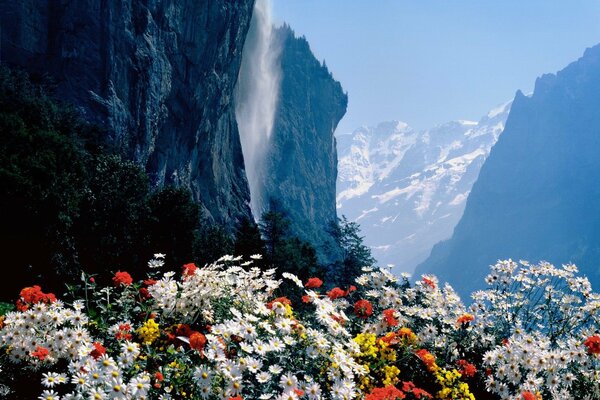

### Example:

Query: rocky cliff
xmin=0 ymin=0 xmax=255 ymax=227
xmin=264 ymin=25 xmax=347 ymax=261
xmin=415 ymin=44 xmax=600 ymax=299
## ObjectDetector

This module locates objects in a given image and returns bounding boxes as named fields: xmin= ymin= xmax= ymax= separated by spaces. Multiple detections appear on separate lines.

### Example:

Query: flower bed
xmin=0 ymin=256 xmax=599 ymax=399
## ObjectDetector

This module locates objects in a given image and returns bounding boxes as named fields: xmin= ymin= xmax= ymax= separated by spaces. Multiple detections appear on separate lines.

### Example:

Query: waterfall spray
xmin=235 ymin=0 xmax=282 ymax=220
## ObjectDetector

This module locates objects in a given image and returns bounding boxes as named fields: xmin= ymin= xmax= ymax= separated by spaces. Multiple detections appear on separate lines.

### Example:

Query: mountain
xmin=415 ymin=44 xmax=600 ymax=299
xmin=0 ymin=0 xmax=255 ymax=228
xmin=264 ymin=25 xmax=347 ymax=262
xmin=336 ymin=102 xmax=510 ymax=273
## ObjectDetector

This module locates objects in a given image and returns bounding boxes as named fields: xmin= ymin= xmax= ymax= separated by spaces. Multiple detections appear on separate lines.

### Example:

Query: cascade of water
xmin=235 ymin=0 xmax=282 ymax=220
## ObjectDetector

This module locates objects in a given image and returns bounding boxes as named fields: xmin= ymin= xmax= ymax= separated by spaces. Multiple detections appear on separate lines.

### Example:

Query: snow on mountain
xmin=336 ymin=101 xmax=511 ymax=274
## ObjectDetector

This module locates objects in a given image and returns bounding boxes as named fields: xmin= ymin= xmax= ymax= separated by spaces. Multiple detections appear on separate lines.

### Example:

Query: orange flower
xmin=521 ymin=391 xmax=540 ymax=400
xmin=457 ymin=313 xmax=475 ymax=325
xmin=397 ymin=327 xmax=417 ymax=344
xmin=305 ymin=277 xmax=323 ymax=288
xmin=354 ymin=299 xmax=373 ymax=319
xmin=415 ymin=349 xmax=438 ymax=372
xmin=112 ymin=271 xmax=133 ymax=286
xmin=584 ymin=335 xmax=600 ymax=354
xmin=189 ymin=332 xmax=207 ymax=352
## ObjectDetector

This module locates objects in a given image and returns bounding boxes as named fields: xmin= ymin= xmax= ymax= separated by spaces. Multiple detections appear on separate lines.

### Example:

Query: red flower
xmin=421 ymin=277 xmax=436 ymax=289
xmin=456 ymin=313 xmax=475 ymax=325
xmin=16 ymin=285 xmax=56 ymax=311
xmin=327 ymin=287 xmax=346 ymax=300
xmin=90 ymin=342 xmax=107 ymax=360
xmin=400 ymin=381 xmax=431 ymax=399
xmin=155 ymin=371 xmax=164 ymax=382
xmin=521 ymin=391 xmax=537 ymax=400
xmin=383 ymin=309 xmax=399 ymax=327
xmin=305 ymin=277 xmax=323 ymax=288
xmin=31 ymin=346 xmax=50 ymax=361
xmin=189 ymin=332 xmax=207 ymax=352
xmin=112 ymin=271 xmax=133 ymax=286
xmin=457 ymin=359 xmax=477 ymax=377
xmin=365 ymin=385 xmax=405 ymax=400
xmin=144 ymin=279 xmax=157 ymax=286
xmin=139 ymin=287 xmax=151 ymax=300
xmin=584 ymin=335 xmax=600 ymax=354
xmin=229 ymin=397 xmax=243 ymax=400
xmin=354 ymin=299 xmax=373 ymax=319
xmin=302 ymin=295 xmax=311 ymax=303
xmin=115 ymin=323 xmax=133 ymax=341
xmin=182 ymin=263 xmax=197 ymax=279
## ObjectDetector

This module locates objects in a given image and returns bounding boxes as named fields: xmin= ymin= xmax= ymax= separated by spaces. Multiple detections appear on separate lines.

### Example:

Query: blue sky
xmin=272 ymin=1 xmax=600 ymax=133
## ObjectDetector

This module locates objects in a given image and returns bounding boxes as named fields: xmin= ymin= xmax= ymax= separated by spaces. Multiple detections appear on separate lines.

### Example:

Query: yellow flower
xmin=136 ymin=319 xmax=160 ymax=345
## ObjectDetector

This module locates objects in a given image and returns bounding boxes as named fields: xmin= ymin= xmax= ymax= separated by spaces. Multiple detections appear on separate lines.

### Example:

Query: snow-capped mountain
xmin=336 ymin=101 xmax=511 ymax=274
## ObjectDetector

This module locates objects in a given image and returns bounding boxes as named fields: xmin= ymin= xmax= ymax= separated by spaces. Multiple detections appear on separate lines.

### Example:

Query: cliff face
xmin=0 ymin=0 xmax=255 ymax=227
xmin=415 ymin=44 xmax=600 ymax=299
xmin=264 ymin=26 xmax=348 ymax=261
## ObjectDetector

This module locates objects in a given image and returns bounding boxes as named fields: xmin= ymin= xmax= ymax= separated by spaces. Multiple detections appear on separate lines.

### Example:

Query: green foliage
xmin=193 ymin=224 xmax=234 ymax=267
xmin=258 ymin=206 xmax=320 ymax=281
xmin=147 ymin=186 xmax=200 ymax=270
xmin=327 ymin=215 xmax=376 ymax=287
xmin=74 ymin=154 xmax=150 ymax=278
xmin=234 ymin=216 xmax=266 ymax=260
xmin=0 ymin=65 xmax=204 ymax=300
xmin=0 ymin=66 xmax=89 ymax=296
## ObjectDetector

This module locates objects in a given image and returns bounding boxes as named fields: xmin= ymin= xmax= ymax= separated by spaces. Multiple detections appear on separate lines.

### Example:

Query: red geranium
xmin=112 ymin=271 xmax=133 ymax=286
xmin=354 ymin=299 xmax=373 ymax=319
xmin=457 ymin=359 xmax=477 ymax=377
xmin=31 ymin=346 xmax=50 ymax=361
xmin=90 ymin=342 xmax=107 ymax=360
xmin=421 ymin=277 xmax=436 ymax=289
xmin=16 ymin=285 xmax=56 ymax=311
xmin=327 ymin=287 xmax=346 ymax=300
xmin=383 ymin=309 xmax=399 ymax=327
xmin=305 ymin=277 xmax=323 ymax=288
xmin=584 ymin=335 xmax=600 ymax=354
xmin=365 ymin=385 xmax=405 ymax=400
xmin=182 ymin=263 xmax=198 ymax=279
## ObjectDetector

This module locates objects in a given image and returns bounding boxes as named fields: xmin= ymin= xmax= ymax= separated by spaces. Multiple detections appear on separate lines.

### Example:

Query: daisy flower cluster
xmin=0 ymin=255 xmax=599 ymax=399
xmin=471 ymin=260 xmax=600 ymax=399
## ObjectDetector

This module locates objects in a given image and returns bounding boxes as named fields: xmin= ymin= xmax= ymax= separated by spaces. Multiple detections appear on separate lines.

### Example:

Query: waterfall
xmin=235 ymin=0 xmax=282 ymax=220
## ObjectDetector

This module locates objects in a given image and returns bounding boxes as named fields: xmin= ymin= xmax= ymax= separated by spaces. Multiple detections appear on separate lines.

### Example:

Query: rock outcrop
xmin=264 ymin=25 xmax=348 ymax=262
xmin=0 ymin=0 xmax=255 ymax=227
xmin=415 ymin=44 xmax=600 ymax=299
